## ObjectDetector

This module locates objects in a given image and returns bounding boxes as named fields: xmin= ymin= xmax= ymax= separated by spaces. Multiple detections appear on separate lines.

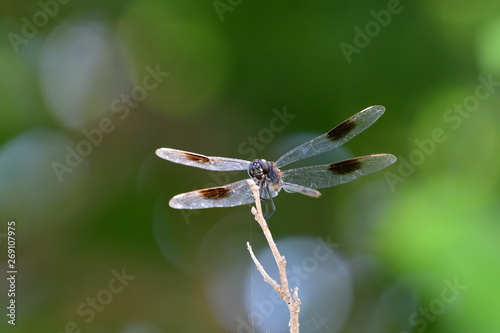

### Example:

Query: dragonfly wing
xmin=169 ymin=179 xmax=257 ymax=209
xmin=281 ymin=154 xmax=396 ymax=189
xmin=282 ymin=182 xmax=322 ymax=197
xmin=156 ymin=148 xmax=250 ymax=171
xmin=276 ymin=105 xmax=386 ymax=168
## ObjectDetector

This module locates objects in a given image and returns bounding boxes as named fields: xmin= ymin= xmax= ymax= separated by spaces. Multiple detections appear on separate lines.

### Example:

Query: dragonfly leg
xmin=261 ymin=185 xmax=276 ymax=219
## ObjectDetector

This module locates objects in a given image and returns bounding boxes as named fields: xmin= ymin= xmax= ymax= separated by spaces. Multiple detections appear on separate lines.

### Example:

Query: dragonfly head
xmin=248 ymin=159 xmax=270 ymax=181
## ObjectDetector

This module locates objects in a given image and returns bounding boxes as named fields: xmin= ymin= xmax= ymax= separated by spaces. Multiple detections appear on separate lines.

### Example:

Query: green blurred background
xmin=1 ymin=0 xmax=500 ymax=332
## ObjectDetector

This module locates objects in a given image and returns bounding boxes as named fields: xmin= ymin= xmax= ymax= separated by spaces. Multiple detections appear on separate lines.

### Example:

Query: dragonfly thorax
xmin=248 ymin=159 xmax=270 ymax=180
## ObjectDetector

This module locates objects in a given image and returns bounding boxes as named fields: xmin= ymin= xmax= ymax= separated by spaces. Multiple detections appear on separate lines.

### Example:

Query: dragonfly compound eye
xmin=248 ymin=159 xmax=269 ymax=180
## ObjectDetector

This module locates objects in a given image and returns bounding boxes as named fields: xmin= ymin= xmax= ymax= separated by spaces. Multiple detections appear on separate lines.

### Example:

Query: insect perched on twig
xmin=156 ymin=105 xmax=396 ymax=218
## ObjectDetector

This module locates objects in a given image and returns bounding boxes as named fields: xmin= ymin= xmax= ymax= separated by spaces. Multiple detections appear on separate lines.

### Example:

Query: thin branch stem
xmin=246 ymin=179 xmax=301 ymax=333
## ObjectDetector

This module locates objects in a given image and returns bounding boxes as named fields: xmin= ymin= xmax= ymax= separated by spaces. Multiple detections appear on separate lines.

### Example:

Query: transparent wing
xmin=156 ymin=148 xmax=250 ymax=171
xmin=282 ymin=182 xmax=322 ymax=197
xmin=169 ymin=179 xmax=256 ymax=209
xmin=276 ymin=105 xmax=386 ymax=168
xmin=281 ymin=154 xmax=397 ymax=189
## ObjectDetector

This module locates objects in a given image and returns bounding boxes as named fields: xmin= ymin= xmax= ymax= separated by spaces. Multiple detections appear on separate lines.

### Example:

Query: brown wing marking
xmin=328 ymin=158 xmax=363 ymax=175
xmin=182 ymin=152 xmax=211 ymax=164
xmin=326 ymin=118 xmax=357 ymax=141
xmin=199 ymin=187 xmax=231 ymax=200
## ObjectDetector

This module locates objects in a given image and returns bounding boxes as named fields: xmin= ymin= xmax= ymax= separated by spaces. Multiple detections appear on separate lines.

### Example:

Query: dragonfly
xmin=156 ymin=105 xmax=396 ymax=218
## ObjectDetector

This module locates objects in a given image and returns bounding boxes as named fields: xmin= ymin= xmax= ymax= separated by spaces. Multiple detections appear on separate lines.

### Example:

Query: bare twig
xmin=246 ymin=179 xmax=301 ymax=333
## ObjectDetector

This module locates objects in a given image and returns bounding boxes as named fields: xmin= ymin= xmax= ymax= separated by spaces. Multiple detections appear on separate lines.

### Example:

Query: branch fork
xmin=246 ymin=179 xmax=301 ymax=333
